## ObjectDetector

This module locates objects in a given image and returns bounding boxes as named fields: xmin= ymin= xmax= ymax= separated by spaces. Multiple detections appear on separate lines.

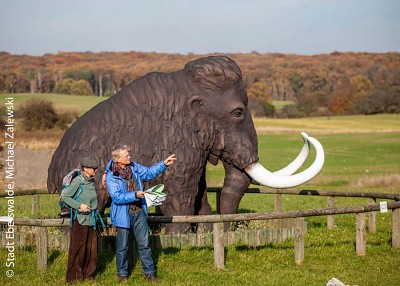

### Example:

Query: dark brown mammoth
xmin=48 ymin=56 xmax=324 ymax=233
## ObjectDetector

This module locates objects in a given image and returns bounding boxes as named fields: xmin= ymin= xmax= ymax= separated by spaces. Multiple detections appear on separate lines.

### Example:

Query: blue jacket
xmin=105 ymin=159 xmax=168 ymax=228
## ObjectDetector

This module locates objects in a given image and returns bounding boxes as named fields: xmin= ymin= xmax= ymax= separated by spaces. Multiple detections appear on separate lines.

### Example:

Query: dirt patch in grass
xmin=350 ymin=174 xmax=400 ymax=188
xmin=1 ymin=146 xmax=54 ymax=191
xmin=17 ymin=129 xmax=65 ymax=150
xmin=0 ymin=129 xmax=63 ymax=191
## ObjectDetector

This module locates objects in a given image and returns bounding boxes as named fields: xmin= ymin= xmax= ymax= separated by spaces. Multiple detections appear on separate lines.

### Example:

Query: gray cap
xmin=81 ymin=157 xmax=98 ymax=169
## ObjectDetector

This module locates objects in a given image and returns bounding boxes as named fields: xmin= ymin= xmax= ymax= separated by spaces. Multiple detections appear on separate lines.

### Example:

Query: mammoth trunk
xmin=219 ymin=161 xmax=251 ymax=214
xmin=215 ymin=119 xmax=259 ymax=171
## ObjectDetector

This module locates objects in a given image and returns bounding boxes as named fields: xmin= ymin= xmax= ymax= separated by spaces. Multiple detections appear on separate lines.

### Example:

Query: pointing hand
xmin=164 ymin=154 xmax=177 ymax=166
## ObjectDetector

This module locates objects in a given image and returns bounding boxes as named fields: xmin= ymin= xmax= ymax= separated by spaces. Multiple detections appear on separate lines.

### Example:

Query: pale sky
xmin=1 ymin=0 xmax=399 ymax=56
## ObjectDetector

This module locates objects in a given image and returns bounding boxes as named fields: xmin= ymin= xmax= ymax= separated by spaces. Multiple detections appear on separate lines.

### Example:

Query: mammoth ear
xmin=187 ymin=95 xmax=205 ymax=118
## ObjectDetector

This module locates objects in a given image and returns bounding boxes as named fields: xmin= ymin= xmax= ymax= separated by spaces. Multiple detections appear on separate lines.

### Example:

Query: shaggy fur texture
xmin=48 ymin=56 xmax=258 ymax=232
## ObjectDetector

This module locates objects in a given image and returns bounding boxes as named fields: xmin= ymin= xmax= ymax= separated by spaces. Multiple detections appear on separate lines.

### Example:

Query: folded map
xmin=144 ymin=184 xmax=166 ymax=208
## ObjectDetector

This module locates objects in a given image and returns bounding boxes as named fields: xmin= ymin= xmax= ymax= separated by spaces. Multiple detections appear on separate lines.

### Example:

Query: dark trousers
xmin=66 ymin=220 xmax=97 ymax=283
xmin=116 ymin=210 xmax=155 ymax=277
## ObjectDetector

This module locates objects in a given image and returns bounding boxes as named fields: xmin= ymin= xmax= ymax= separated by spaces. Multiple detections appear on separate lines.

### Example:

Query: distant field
xmin=2 ymin=93 xmax=399 ymax=132
xmin=272 ymin=100 xmax=294 ymax=109
xmin=0 ymin=93 xmax=108 ymax=115
xmin=255 ymin=114 xmax=400 ymax=133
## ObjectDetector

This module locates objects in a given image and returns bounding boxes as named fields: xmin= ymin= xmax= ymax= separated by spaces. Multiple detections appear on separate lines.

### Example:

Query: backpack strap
xmin=90 ymin=210 xmax=107 ymax=230
xmin=69 ymin=177 xmax=85 ymax=228
xmin=68 ymin=176 xmax=105 ymax=230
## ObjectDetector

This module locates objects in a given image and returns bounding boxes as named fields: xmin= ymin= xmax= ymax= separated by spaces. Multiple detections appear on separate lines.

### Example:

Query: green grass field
xmin=0 ymin=93 xmax=107 ymax=115
xmin=1 ymin=94 xmax=400 ymax=285
xmin=271 ymin=100 xmax=294 ymax=110
xmin=254 ymin=114 xmax=400 ymax=133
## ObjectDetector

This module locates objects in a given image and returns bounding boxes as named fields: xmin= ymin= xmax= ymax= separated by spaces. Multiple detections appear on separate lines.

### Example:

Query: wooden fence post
xmin=32 ymin=194 xmax=39 ymax=215
xmin=368 ymin=198 xmax=377 ymax=233
xmin=356 ymin=213 xmax=366 ymax=256
xmin=274 ymin=194 xmax=282 ymax=212
xmin=327 ymin=196 xmax=335 ymax=230
xmin=213 ymin=222 xmax=225 ymax=270
xmin=294 ymin=217 xmax=305 ymax=265
xmin=392 ymin=208 xmax=400 ymax=248
xmin=36 ymin=227 xmax=48 ymax=270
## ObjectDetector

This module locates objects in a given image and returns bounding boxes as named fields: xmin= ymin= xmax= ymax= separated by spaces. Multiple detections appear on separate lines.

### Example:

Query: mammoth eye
xmin=231 ymin=108 xmax=244 ymax=118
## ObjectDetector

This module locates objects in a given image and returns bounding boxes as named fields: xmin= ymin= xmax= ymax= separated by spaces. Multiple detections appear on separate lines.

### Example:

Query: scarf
xmin=81 ymin=172 xmax=95 ymax=183
xmin=112 ymin=162 xmax=138 ymax=192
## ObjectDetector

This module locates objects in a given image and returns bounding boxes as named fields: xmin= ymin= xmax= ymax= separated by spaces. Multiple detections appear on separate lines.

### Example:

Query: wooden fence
xmin=1 ymin=188 xmax=399 ymax=270
xmin=1 ymin=218 xmax=299 ymax=250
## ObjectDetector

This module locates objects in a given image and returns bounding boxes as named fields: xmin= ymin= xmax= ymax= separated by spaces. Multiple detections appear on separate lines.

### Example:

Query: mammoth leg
xmin=220 ymin=161 xmax=251 ymax=231
xmin=162 ymin=177 xmax=197 ymax=234
xmin=194 ymin=167 xmax=213 ymax=232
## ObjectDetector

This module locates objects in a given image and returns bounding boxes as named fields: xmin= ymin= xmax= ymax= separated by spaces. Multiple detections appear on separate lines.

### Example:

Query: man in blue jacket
xmin=105 ymin=145 xmax=176 ymax=283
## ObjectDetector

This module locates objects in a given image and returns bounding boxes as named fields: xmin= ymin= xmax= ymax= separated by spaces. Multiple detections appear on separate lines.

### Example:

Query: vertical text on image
xmin=3 ymin=96 xmax=15 ymax=277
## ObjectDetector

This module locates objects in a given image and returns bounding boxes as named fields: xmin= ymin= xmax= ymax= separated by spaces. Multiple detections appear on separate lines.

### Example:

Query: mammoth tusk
xmin=250 ymin=132 xmax=310 ymax=185
xmin=273 ymin=132 xmax=310 ymax=176
xmin=245 ymin=133 xmax=325 ymax=188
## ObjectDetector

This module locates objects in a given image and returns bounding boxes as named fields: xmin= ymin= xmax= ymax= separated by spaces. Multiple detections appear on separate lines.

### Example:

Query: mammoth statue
xmin=48 ymin=56 xmax=324 ymax=233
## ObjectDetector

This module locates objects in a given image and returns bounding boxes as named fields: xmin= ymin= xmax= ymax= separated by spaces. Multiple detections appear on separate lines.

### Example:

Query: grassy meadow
xmin=1 ymin=94 xmax=400 ymax=285
xmin=0 ymin=93 xmax=107 ymax=115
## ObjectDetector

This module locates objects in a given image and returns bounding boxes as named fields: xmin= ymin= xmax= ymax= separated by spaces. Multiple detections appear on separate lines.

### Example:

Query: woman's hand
xmin=79 ymin=203 xmax=91 ymax=213
xmin=164 ymin=154 xmax=177 ymax=166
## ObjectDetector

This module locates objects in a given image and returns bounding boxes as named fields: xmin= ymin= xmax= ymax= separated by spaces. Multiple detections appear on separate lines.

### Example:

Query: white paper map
xmin=144 ymin=184 xmax=166 ymax=208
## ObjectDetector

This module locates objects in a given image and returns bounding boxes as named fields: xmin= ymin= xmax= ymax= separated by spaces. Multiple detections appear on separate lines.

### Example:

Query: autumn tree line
xmin=0 ymin=51 xmax=399 ymax=117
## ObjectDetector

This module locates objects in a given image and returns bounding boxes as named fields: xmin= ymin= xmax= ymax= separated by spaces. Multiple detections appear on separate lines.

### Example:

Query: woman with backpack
xmin=61 ymin=156 xmax=99 ymax=284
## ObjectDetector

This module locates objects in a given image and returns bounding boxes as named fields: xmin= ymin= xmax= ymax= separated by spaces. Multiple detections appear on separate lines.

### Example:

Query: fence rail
xmin=3 ymin=201 xmax=398 ymax=226
xmin=1 ymin=188 xmax=399 ymax=270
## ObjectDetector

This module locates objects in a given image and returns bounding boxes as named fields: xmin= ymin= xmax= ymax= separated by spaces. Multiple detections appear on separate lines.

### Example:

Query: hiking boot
xmin=118 ymin=276 xmax=128 ymax=282
xmin=144 ymin=274 xmax=160 ymax=283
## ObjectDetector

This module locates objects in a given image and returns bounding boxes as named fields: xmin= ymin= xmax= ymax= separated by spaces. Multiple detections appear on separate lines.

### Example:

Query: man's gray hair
xmin=111 ymin=145 xmax=129 ymax=162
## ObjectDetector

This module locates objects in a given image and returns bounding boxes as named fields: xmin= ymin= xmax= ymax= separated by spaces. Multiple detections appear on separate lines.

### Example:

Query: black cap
xmin=81 ymin=157 xmax=98 ymax=169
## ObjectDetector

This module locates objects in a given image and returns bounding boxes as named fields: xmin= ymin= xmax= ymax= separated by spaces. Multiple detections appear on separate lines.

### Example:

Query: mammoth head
xmin=185 ymin=56 xmax=258 ymax=169
xmin=184 ymin=56 xmax=325 ymax=188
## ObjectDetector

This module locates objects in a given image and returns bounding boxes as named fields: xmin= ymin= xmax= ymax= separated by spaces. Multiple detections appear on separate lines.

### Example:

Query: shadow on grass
xmin=96 ymin=248 xmax=115 ymax=275
xmin=307 ymin=221 xmax=324 ymax=228
xmin=237 ymin=208 xmax=256 ymax=213
xmin=48 ymin=250 xmax=62 ymax=265
xmin=234 ymin=243 xmax=293 ymax=252
xmin=153 ymin=246 xmax=185 ymax=268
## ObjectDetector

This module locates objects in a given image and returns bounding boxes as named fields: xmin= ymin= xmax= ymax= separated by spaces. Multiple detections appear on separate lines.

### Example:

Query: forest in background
xmin=0 ymin=51 xmax=399 ymax=117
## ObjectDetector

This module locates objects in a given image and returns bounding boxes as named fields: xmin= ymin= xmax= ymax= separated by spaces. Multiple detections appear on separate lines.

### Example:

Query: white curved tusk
xmin=273 ymin=132 xmax=310 ymax=176
xmin=246 ymin=134 xmax=325 ymax=188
